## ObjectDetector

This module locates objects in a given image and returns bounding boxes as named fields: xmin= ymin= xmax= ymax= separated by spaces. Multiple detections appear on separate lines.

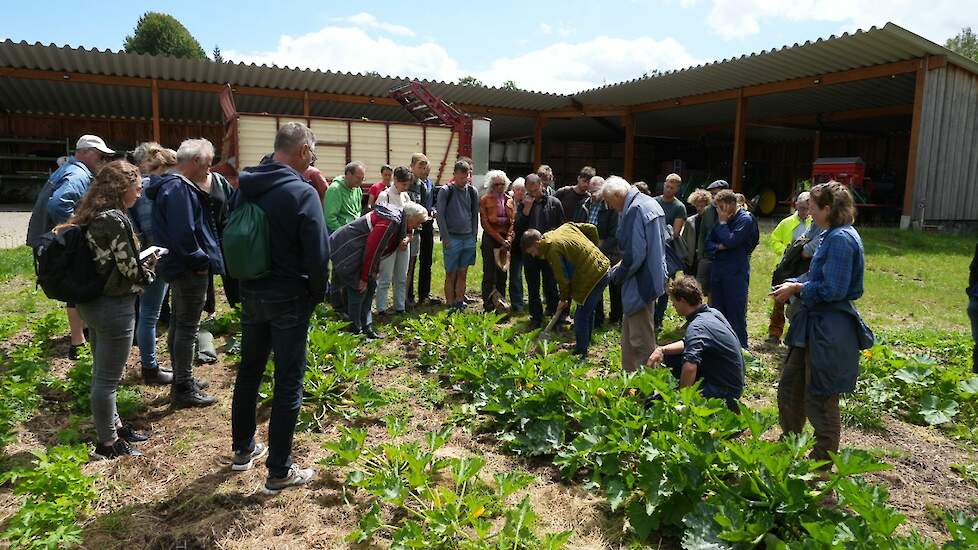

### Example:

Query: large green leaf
xmin=893 ymin=366 xmax=933 ymax=385
xmin=919 ymin=394 xmax=959 ymax=425
xmin=957 ymin=377 xmax=978 ymax=396
xmin=605 ymin=477 xmax=627 ymax=511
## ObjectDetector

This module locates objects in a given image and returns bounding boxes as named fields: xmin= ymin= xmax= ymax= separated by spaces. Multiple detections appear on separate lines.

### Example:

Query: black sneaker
xmin=68 ymin=344 xmax=84 ymax=361
xmin=118 ymin=424 xmax=149 ymax=443
xmin=364 ymin=326 xmax=382 ymax=340
xmin=94 ymin=438 xmax=143 ymax=460
xmin=232 ymin=442 xmax=268 ymax=471
xmin=192 ymin=377 xmax=210 ymax=390
xmin=171 ymin=384 xmax=217 ymax=409
xmin=263 ymin=464 xmax=315 ymax=496
xmin=142 ymin=368 xmax=173 ymax=385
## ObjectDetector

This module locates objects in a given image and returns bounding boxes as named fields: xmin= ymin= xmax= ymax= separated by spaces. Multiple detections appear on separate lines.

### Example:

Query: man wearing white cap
xmin=47 ymin=135 xmax=115 ymax=224
xmin=26 ymin=134 xmax=113 ymax=359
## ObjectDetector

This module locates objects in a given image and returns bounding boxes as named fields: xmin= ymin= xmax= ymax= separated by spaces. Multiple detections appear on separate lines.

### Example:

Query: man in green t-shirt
xmin=324 ymin=161 xmax=365 ymax=233
xmin=653 ymin=173 xmax=688 ymax=329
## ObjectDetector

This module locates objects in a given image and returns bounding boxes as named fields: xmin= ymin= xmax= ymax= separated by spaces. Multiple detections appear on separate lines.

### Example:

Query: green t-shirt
xmin=324 ymin=176 xmax=363 ymax=232
xmin=655 ymin=195 xmax=687 ymax=229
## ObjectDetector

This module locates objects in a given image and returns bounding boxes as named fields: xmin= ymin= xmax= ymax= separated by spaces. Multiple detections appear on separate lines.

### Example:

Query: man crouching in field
xmin=645 ymin=276 xmax=744 ymax=412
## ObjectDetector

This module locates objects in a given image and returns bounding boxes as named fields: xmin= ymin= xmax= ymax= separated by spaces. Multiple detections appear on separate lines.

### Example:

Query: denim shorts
xmin=443 ymin=234 xmax=476 ymax=272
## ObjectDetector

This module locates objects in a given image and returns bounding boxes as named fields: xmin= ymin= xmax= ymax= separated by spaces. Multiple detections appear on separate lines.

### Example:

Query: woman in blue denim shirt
xmin=770 ymin=182 xmax=874 ymax=463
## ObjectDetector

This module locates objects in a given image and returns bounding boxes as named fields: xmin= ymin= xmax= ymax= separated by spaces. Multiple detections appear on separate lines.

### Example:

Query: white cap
xmin=75 ymin=135 xmax=115 ymax=155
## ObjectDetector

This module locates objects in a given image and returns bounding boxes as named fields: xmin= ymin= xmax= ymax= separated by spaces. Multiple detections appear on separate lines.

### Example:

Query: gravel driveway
xmin=0 ymin=206 xmax=31 ymax=249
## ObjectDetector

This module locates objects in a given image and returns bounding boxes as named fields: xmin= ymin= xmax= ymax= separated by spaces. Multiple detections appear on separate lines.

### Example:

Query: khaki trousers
xmin=622 ymin=301 xmax=656 ymax=372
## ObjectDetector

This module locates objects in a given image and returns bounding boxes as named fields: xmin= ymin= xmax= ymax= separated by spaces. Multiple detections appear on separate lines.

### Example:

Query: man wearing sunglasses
xmin=28 ymin=134 xmax=114 ymax=360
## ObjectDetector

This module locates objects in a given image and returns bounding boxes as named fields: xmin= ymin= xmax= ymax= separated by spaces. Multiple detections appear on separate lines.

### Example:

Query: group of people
xmin=27 ymin=121 xmax=873 ymax=494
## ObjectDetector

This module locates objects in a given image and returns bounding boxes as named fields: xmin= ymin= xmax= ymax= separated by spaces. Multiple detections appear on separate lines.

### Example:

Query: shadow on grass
xmin=82 ymin=466 xmax=263 ymax=550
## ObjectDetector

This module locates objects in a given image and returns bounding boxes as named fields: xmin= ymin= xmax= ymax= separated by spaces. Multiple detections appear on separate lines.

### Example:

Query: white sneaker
xmin=231 ymin=442 xmax=268 ymax=471
xmin=262 ymin=464 xmax=315 ymax=495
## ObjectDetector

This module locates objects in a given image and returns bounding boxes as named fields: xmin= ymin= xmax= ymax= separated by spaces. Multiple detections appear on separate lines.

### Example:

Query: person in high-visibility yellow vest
xmin=767 ymin=192 xmax=811 ymax=344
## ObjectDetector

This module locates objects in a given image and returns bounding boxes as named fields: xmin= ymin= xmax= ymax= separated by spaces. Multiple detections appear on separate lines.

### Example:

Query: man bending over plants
xmin=522 ymin=223 xmax=610 ymax=358
xmin=645 ymin=276 xmax=744 ymax=412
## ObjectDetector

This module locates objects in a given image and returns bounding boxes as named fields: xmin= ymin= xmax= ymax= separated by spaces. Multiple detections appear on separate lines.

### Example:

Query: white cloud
xmin=538 ymin=21 xmax=575 ymax=38
xmin=224 ymin=15 xmax=700 ymax=94
xmin=691 ymin=0 xmax=978 ymax=44
xmin=335 ymin=12 xmax=415 ymax=37
xmin=475 ymin=36 xmax=700 ymax=93
xmin=224 ymin=26 xmax=459 ymax=81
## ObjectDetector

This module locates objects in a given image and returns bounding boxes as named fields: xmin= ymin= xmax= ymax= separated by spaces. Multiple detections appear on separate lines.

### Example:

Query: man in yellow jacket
xmin=522 ymin=223 xmax=610 ymax=358
xmin=767 ymin=192 xmax=810 ymax=344
xmin=769 ymin=192 xmax=811 ymax=259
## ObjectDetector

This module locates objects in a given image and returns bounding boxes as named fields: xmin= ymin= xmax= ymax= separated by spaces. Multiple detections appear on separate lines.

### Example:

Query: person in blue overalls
xmin=705 ymin=189 xmax=758 ymax=349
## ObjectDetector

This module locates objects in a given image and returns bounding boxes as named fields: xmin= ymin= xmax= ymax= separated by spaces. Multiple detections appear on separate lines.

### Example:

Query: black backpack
xmin=746 ymin=212 xmax=760 ymax=254
xmin=771 ymin=237 xmax=812 ymax=287
xmin=34 ymin=225 xmax=110 ymax=303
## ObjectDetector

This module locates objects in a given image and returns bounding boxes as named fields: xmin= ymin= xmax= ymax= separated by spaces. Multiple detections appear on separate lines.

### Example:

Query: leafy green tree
xmin=212 ymin=45 xmax=224 ymax=63
xmin=457 ymin=75 xmax=484 ymax=87
xmin=124 ymin=12 xmax=206 ymax=59
xmin=501 ymin=80 xmax=518 ymax=90
xmin=946 ymin=27 xmax=978 ymax=62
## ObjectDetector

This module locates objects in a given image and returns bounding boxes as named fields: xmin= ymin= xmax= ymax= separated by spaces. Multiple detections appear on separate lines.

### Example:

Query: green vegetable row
xmin=398 ymin=311 xmax=978 ymax=548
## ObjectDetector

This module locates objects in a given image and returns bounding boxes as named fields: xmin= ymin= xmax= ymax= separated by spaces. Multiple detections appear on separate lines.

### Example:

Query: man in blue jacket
xmin=230 ymin=122 xmax=329 ymax=495
xmin=148 ymin=138 xmax=224 ymax=408
xmin=705 ymin=189 xmax=757 ymax=349
xmin=27 ymin=135 xmax=113 ymax=359
xmin=603 ymin=176 xmax=668 ymax=372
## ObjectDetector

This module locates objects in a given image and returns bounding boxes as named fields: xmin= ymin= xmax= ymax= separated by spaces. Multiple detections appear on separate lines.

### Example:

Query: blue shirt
xmin=129 ymin=176 xmax=157 ymax=247
xmin=587 ymin=199 xmax=601 ymax=226
xmin=801 ymin=223 xmax=825 ymax=258
xmin=408 ymin=177 xmax=434 ymax=214
xmin=681 ymin=305 xmax=745 ymax=400
xmin=705 ymin=208 xmax=755 ymax=273
xmin=610 ymin=188 xmax=668 ymax=316
xmin=796 ymin=225 xmax=864 ymax=306
xmin=46 ymin=158 xmax=94 ymax=224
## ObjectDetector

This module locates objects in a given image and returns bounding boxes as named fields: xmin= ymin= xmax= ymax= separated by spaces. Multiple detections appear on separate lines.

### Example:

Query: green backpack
xmin=222 ymin=200 xmax=271 ymax=281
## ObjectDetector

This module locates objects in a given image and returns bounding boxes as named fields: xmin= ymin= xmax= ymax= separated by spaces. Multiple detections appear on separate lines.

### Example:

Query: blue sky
xmin=1 ymin=0 xmax=973 ymax=93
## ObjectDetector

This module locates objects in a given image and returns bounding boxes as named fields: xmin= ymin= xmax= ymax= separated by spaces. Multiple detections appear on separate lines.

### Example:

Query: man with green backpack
xmin=225 ymin=122 xmax=331 ymax=495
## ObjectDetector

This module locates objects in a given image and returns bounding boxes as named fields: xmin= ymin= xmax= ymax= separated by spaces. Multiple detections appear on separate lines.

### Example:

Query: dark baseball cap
xmin=707 ymin=179 xmax=730 ymax=190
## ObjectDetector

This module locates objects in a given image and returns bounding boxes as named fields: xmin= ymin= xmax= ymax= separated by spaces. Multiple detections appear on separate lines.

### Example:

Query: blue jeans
xmin=136 ymin=277 xmax=168 ymax=370
xmin=574 ymin=273 xmax=610 ymax=356
xmin=509 ymin=252 xmax=525 ymax=310
xmin=969 ymin=295 xmax=978 ymax=372
xmin=347 ymin=280 xmax=377 ymax=332
xmin=77 ymin=294 xmax=136 ymax=444
xmin=167 ymin=271 xmax=210 ymax=385
xmin=231 ymin=292 xmax=313 ymax=478
xmin=525 ymin=256 xmax=558 ymax=324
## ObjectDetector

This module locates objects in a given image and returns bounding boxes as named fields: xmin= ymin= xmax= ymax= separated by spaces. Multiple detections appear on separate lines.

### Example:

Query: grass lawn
xmin=2 ymin=223 xmax=973 ymax=341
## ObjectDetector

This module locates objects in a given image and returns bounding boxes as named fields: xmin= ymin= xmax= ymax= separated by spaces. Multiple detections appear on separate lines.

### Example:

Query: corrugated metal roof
xmin=0 ymin=39 xmax=569 ymax=111
xmin=0 ymin=22 xmax=970 ymax=123
xmin=572 ymin=23 xmax=978 ymax=106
